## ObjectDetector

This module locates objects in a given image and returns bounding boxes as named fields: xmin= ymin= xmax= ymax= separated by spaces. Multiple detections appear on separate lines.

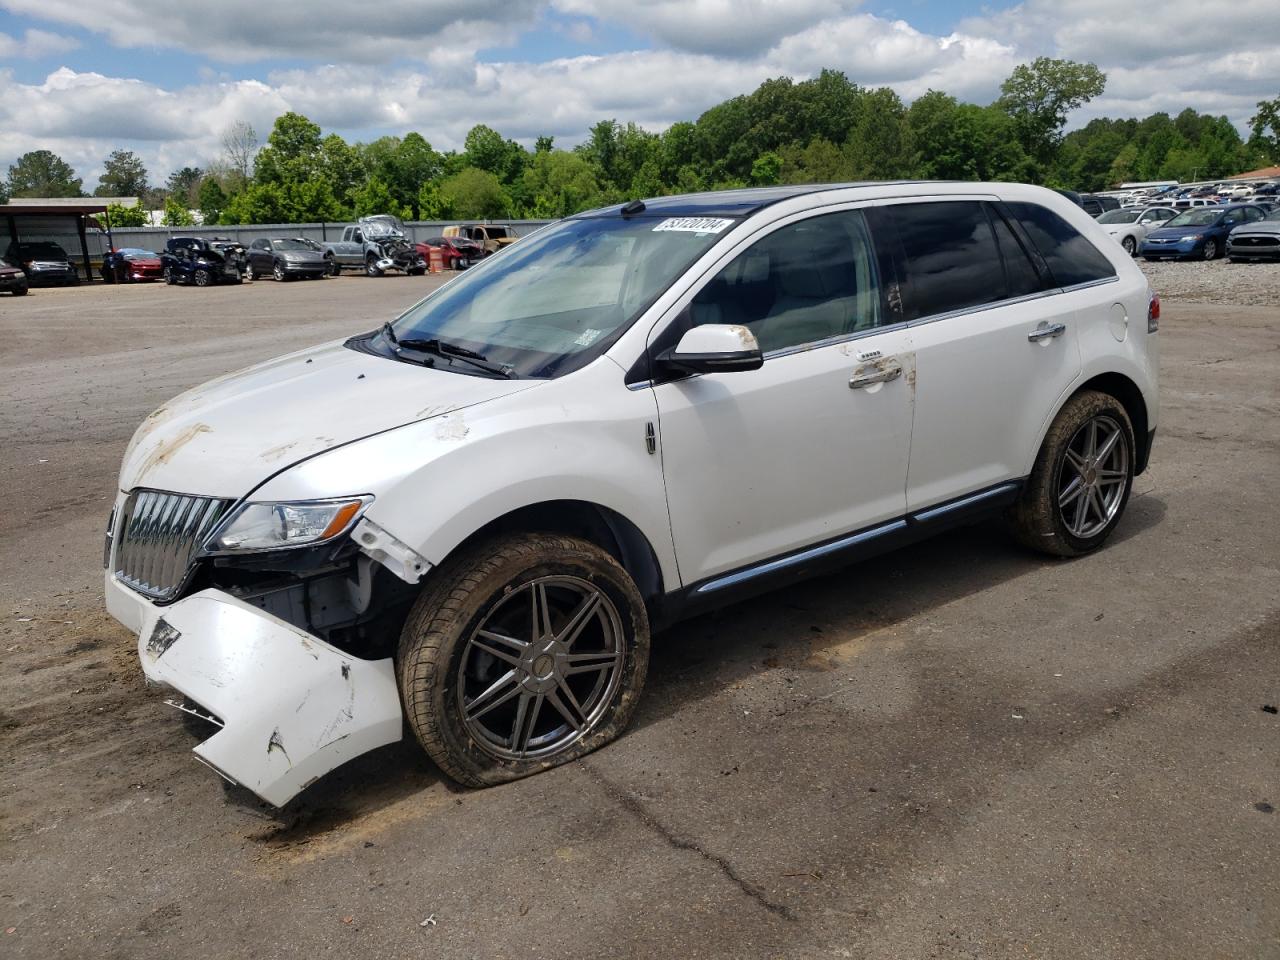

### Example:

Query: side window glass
xmin=688 ymin=210 xmax=882 ymax=354
xmin=985 ymin=203 xmax=1043 ymax=299
xmin=879 ymin=200 xmax=1006 ymax=321
xmin=1005 ymin=201 xmax=1118 ymax=288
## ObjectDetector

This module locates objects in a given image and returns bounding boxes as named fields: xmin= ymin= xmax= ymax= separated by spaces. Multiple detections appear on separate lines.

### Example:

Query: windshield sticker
xmin=574 ymin=329 xmax=604 ymax=347
xmin=652 ymin=217 xmax=734 ymax=235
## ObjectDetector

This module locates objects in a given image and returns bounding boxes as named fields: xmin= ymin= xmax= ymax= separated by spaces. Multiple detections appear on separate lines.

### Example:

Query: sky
xmin=0 ymin=0 xmax=1277 ymax=190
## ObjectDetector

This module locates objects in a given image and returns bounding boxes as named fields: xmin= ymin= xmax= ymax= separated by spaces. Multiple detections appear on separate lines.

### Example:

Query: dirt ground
xmin=1 ymin=272 xmax=1277 ymax=959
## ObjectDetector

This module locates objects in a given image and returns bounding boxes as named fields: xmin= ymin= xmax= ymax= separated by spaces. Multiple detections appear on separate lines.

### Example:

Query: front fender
xmin=251 ymin=358 xmax=681 ymax=591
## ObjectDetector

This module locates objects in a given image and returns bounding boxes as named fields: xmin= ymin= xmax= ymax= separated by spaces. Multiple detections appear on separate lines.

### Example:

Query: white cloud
xmin=0 ymin=28 xmax=78 ymax=58
xmin=552 ymin=0 xmax=863 ymax=56
xmin=0 ymin=0 xmax=538 ymax=63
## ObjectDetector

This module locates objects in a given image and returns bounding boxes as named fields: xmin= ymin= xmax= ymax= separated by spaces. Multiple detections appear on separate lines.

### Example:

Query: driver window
xmin=688 ymin=210 xmax=882 ymax=354
xmin=353 ymin=230 xmax=363 ymax=242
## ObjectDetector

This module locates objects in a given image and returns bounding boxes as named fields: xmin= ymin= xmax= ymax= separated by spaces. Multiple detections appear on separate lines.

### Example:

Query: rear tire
xmin=1008 ymin=390 xmax=1135 ymax=558
xmin=398 ymin=533 xmax=649 ymax=788
xmin=12 ymin=285 xmax=27 ymax=296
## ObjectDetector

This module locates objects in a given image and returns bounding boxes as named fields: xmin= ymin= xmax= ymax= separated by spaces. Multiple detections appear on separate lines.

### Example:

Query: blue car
xmin=1140 ymin=203 xmax=1268 ymax=261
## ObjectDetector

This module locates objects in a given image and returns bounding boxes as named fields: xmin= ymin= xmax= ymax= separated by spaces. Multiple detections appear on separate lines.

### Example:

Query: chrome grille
xmin=114 ymin=490 xmax=233 ymax=600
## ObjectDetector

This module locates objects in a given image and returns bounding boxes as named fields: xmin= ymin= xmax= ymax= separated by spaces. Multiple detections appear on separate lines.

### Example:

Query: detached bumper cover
xmin=108 ymin=576 xmax=402 ymax=806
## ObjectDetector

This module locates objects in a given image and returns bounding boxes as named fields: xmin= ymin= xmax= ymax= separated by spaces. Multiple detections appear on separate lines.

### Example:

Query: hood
xmin=280 ymin=249 xmax=325 ymax=262
xmin=1146 ymin=222 xmax=1220 ymax=239
xmin=1231 ymin=220 xmax=1280 ymax=235
xmin=119 ymin=338 xmax=536 ymax=498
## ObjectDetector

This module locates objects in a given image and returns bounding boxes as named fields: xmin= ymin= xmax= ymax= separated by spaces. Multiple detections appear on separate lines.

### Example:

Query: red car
xmin=415 ymin=236 xmax=485 ymax=270
xmin=102 ymin=247 xmax=164 ymax=283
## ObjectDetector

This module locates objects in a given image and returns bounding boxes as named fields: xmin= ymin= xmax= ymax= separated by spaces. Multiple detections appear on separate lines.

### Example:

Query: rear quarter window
xmin=1004 ymin=202 xmax=1117 ymax=288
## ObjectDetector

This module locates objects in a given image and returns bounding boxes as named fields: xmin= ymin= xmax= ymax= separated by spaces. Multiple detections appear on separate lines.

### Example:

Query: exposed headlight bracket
xmin=351 ymin=518 xmax=431 ymax=584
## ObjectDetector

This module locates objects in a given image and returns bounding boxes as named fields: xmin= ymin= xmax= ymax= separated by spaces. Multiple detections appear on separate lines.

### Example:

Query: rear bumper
xmin=106 ymin=574 xmax=403 ymax=806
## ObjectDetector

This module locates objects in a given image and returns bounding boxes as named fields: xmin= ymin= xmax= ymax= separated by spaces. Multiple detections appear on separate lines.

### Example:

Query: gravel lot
xmin=1 ymin=276 xmax=1278 ymax=959
xmin=1139 ymin=256 xmax=1279 ymax=305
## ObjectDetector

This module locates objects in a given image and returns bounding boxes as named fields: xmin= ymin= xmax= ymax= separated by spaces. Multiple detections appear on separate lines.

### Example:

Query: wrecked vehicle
xmin=443 ymin=223 xmax=519 ymax=256
xmin=161 ymin=237 xmax=245 ymax=286
xmin=320 ymin=215 xmax=427 ymax=277
xmin=106 ymin=183 xmax=1159 ymax=805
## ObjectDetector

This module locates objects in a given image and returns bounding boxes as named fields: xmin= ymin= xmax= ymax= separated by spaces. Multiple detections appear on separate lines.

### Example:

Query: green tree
xmin=94 ymin=150 xmax=148 ymax=198
xmin=439 ymin=168 xmax=510 ymax=218
xmin=320 ymin=133 xmax=364 ymax=210
xmin=8 ymin=150 xmax=83 ymax=197
xmin=197 ymin=178 xmax=227 ymax=224
xmin=519 ymin=150 xmax=602 ymax=217
xmin=166 ymin=166 xmax=203 ymax=206
xmin=1248 ymin=95 xmax=1280 ymax=164
xmin=750 ymin=151 xmax=783 ymax=185
xmin=220 ymin=182 xmax=288 ymax=224
xmin=105 ymin=202 xmax=148 ymax=227
xmin=254 ymin=112 xmax=324 ymax=185
xmin=997 ymin=57 xmax=1106 ymax=168
xmin=352 ymin=176 xmax=411 ymax=219
xmin=161 ymin=195 xmax=195 ymax=227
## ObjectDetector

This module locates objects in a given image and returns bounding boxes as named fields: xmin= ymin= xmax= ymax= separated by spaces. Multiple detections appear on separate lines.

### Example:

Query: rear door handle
xmin=1027 ymin=322 xmax=1067 ymax=341
xmin=849 ymin=360 xmax=903 ymax=389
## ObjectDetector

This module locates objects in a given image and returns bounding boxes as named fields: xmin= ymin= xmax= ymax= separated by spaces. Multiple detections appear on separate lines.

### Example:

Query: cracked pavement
xmin=0 ymin=277 xmax=1277 ymax=958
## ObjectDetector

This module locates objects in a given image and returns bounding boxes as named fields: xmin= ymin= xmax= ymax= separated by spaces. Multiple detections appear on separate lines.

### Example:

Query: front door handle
xmin=849 ymin=360 xmax=903 ymax=389
xmin=1028 ymin=321 xmax=1067 ymax=341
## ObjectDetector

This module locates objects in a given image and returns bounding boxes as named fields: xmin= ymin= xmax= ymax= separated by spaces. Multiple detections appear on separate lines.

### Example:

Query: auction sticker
xmin=652 ymin=217 xmax=734 ymax=235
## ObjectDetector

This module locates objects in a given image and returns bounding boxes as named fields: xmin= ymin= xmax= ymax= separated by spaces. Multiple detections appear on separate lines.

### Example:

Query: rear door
xmin=866 ymin=200 xmax=1087 ymax=511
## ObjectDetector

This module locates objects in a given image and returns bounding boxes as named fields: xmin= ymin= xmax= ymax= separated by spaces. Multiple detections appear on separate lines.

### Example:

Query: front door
xmin=651 ymin=209 xmax=915 ymax=586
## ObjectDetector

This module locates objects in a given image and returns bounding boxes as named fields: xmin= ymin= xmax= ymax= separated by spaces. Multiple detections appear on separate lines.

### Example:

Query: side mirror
xmin=660 ymin=324 xmax=764 ymax=375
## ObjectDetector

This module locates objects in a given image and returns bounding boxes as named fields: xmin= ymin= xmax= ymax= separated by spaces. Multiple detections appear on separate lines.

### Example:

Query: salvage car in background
xmin=1227 ymin=208 xmax=1280 ymax=262
xmin=4 ymin=241 xmax=79 ymax=285
xmin=106 ymin=182 xmax=1158 ymax=807
xmin=320 ymin=216 xmax=427 ymax=276
xmin=1141 ymin=203 xmax=1267 ymax=260
xmin=161 ymin=237 xmax=244 ymax=286
xmin=417 ymin=235 xmax=485 ymax=269
xmin=0 ymin=259 xmax=28 ymax=295
xmin=244 ymin=238 xmax=328 ymax=281
xmin=102 ymin=247 xmax=164 ymax=283
xmin=443 ymin=223 xmax=518 ymax=256
xmin=1096 ymin=207 xmax=1177 ymax=256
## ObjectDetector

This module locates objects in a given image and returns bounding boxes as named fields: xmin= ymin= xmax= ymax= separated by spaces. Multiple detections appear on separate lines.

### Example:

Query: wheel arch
xmin=1065 ymin=372 xmax=1151 ymax=474
xmin=428 ymin=499 xmax=666 ymax=609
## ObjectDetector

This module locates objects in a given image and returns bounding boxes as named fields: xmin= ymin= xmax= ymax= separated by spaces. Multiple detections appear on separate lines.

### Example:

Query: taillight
xmin=1148 ymin=292 xmax=1160 ymax=333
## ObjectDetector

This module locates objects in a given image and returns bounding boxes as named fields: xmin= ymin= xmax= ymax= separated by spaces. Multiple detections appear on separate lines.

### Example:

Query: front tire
xmin=193 ymin=268 xmax=210 ymax=287
xmin=1121 ymin=236 xmax=1136 ymax=256
xmin=1009 ymin=390 xmax=1135 ymax=557
xmin=1201 ymin=239 xmax=1219 ymax=260
xmin=164 ymin=266 xmax=175 ymax=285
xmin=398 ymin=534 xmax=650 ymax=787
xmin=12 ymin=285 xmax=27 ymax=296
xmin=244 ymin=262 xmax=256 ymax=282
xmin=273 ymin=261 xmax=286 ymax=282
xmin=366 ymin=255 xmax=383 ymax=277
xmin=327 ymin=256 xmax=340 ymax=277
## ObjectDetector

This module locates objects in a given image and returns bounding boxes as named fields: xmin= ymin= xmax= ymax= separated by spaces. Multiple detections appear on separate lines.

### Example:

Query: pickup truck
xmin=320 ymin=215 xmax=426 ymax=277
xmin=442 ymin=223 xmax=519 ymax=256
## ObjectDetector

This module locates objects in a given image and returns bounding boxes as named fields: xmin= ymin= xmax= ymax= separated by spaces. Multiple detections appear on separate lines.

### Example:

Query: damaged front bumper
xmin=107 ymin=574 xmax=403 ymax=806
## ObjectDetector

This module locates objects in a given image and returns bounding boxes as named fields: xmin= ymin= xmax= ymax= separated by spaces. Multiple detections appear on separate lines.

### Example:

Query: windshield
xmin=15 ymin=243 xmax=68 ymax=259
xmin=1165 ymin=209 xmax=1223 ymax=227
xmin=360 ymin=216 xmax=403 ymax=237
xmin=1098 ymin=210 xmax=1140 ymax=224
xmin=271 ymin=239 xmax=310 ymax=251
xmin=384 ymin=215 xmax=736 ymax=378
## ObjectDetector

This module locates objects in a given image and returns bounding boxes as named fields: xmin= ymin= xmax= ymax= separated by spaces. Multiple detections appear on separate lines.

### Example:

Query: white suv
xmin=105 ymin=182 xmax=1159 ymax=805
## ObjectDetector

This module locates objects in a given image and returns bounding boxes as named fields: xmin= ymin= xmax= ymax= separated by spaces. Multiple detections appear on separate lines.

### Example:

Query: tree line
xmin=4 ymin=58 xmax=1278 ymax=226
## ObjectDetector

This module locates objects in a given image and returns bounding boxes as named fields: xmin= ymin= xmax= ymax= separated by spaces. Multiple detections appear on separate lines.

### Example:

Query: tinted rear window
xmin=1004 ymin=202 xmax=1117 ymax=288
xmin=873 ymin=201 xmax=1007 ymax=321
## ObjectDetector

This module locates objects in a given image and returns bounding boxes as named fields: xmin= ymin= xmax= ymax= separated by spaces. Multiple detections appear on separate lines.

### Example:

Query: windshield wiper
xmin=395 ymin=336 xmax=517 ymax=379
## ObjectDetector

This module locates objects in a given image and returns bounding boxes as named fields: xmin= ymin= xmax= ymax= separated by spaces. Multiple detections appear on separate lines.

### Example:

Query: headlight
xmin=207 ymin=497 xmax=370 ymax=553
xmin=1180 ymin=234 xmax=1201 ymax=241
